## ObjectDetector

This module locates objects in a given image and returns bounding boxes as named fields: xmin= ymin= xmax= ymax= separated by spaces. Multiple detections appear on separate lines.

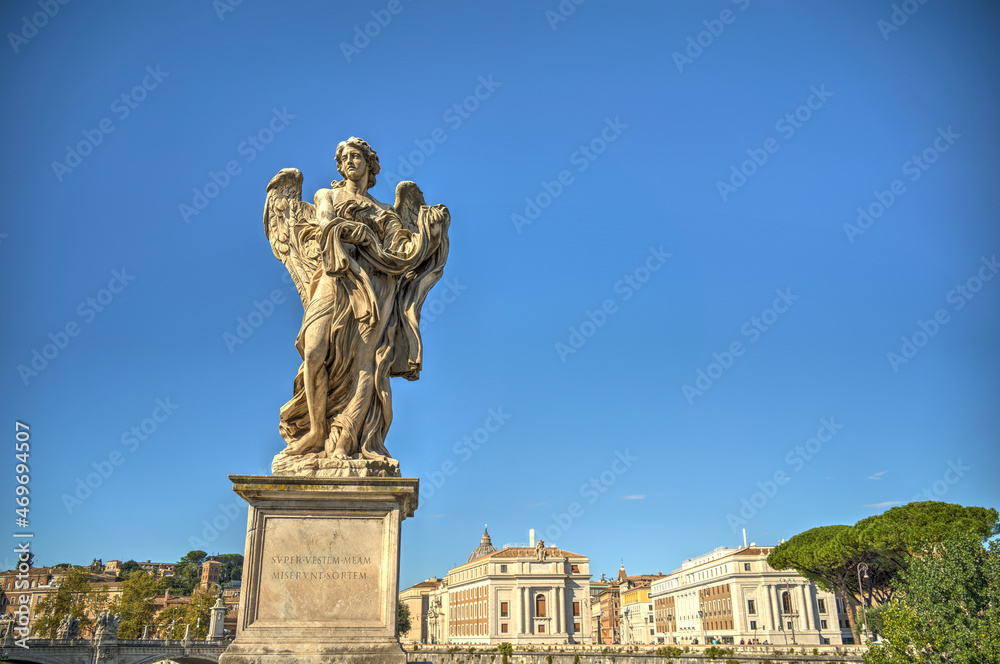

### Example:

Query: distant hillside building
xmin=650 ymin=545 xmax=854 ymax=646
xmin=200 ymin=559 xmax=222 ymax=589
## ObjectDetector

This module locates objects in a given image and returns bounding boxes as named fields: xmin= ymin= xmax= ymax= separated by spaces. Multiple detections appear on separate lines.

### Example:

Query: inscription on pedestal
xmin=257 ymin=515 xmax=384 ymax=625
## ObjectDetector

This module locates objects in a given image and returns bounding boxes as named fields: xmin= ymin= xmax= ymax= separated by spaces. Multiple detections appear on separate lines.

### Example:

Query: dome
xmin=467 ymin=526 xmax=498 ymax=563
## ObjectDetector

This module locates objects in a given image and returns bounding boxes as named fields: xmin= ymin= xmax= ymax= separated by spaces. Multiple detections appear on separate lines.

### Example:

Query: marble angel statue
xmin=263 ymin=137 xmax=450 ymax=476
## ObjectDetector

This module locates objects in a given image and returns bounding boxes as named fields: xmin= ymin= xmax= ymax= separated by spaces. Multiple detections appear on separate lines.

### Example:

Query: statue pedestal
xmin=220 ymin=475 xmax=418 ymax=664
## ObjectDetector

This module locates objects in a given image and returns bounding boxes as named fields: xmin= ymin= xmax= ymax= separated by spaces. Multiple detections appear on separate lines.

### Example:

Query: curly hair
xmin=334 ymin=136 xmax=380 ymax=190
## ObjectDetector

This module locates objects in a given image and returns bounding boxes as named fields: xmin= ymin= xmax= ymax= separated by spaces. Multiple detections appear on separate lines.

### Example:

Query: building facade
xmin=650 ymin=545 xmax=854 ymax=646
xmin=398 ymin=578 xmax=439 ymax=644
xmin=620 ymin=585 xmax=654 ymax=645
xmin=414 ymin=528 xmax=593 ymax=645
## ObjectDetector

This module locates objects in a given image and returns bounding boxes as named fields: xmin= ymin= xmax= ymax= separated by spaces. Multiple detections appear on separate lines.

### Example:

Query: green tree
xmin=215 ymin=553 xmax=243 ymax=584
xmin=109 ymin=570 xmax=160 ymax=639
xmin=117 ymin=560 xmax=141 ymax=581
xmin=768 ymin=502 xmax=998 ymax=639
xmin=32 ymin=567 xmax=107 ymax=638
xmin=184 ymin=588 xmax=219 ymax=640
xmin=155 ymin=604 xmax=187 ymax=640
xmin=397 ymin=602 xmax=411 ymax=637
xmin=169 ymin=550 xmax=208 ymax=596
xmin=863 ymin=535 xmax=1000 ymax=664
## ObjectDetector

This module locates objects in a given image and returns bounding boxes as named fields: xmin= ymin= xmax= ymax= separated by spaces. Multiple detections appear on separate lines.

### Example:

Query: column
xmin=556 ymin=587 xmax=563 ymax=634
xmin=765 ymin=584 xmax=776 ymax=634
xmin=518 ymin=587 xmax=525 ymax=634
xmin=800 ymin=584 xmax=814 ymax=631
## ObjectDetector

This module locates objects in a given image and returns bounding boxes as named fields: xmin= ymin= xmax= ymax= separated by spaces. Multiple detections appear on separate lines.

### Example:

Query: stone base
xmin=220 ymin=475 xmax=417 ymax=664
xmin=271 ymin=452 xmax=401 ymax=478
xmin=221 ymin=638 xmax=405 ymax=664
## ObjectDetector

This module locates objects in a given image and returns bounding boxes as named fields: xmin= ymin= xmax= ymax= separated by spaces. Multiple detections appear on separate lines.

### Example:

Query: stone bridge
xmin=0 ymin=638 xmax=227 ymax=664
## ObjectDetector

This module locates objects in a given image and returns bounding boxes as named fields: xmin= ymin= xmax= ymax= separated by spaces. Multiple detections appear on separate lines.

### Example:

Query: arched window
xmin=536 ymin=593 xmax=547 ymax=617
xmin=782 ymin=592 xmax=792 ymax=614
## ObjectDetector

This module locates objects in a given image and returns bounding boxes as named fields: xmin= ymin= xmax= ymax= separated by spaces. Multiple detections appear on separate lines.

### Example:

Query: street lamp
xmin=857 ymin=563 xmax=870 ymax=644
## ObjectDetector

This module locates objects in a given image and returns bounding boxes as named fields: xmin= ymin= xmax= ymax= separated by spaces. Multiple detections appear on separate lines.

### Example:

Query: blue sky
xmin=2 ymin=0 xmax=998 ymax=588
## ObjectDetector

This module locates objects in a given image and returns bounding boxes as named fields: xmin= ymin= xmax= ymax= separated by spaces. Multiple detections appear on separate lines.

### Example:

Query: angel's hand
xmin=338 ymin=221 xmax=370 ymax=245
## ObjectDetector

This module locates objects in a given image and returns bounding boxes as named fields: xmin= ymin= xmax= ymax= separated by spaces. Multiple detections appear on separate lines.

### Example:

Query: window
xmin=500 ymin=601 xmax=509 ymax=618
xmin=573 ymin=601 xmax=580 ymax=616
xmin=821 ymin=619 xmax=828 ymax=629
xmin=650 ymin=628 xmax=654 ymax=635
xmin=571 ymin=564 xmax=579 ymax=573
xmin=536 ymin=594 xmax=546 ymax=617
xmin=787 ymin=621 xmax=792 ymax=629
xmin=750 ymin=620 xmax=757 ymax=630
xmin=501 ymin=623 xmax=508 ymax=633
xmin=817 ymin=598 xmax=827 ymax=614
xmin=500 ymin=564 xmax=507 ymax=573
xmin=781 ymin=592 xmax=792 ymax=614
xmin=538 ymin=624 xmax=546 ymax=633
xmin=744 ymin=563 xmax=751 ymax=571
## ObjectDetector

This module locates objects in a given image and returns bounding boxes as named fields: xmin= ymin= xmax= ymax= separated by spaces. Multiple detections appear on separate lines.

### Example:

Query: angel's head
xmin=335 ymin=137 xmax=380 ymax=190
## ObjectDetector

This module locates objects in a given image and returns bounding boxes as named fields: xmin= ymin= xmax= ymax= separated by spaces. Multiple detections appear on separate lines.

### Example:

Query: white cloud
xmin=868 ymin=470 xmax=889 ymax=480
xmin=621 ymin=494 xmax=646 ymax=500
xmin=863 ymin=501 xmax=903 ymax=509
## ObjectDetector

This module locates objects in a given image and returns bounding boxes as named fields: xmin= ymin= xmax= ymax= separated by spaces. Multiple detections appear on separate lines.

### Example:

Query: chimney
xmin=529 ymin=529 xmax=535 ymax=547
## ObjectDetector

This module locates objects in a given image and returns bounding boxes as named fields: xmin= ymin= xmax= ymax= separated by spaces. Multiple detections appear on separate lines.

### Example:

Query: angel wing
xmin=394 ymin=180 xmax=426 ymax=233
xmin=264 ymin=168 xmax=321 ymax=305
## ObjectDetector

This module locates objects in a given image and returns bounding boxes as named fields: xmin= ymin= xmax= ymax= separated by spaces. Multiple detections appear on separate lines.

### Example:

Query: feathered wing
xmin=263 ymin=168 xmax=321 ymax=305
xmin=394 ymin=180 xmax=425 ymax=233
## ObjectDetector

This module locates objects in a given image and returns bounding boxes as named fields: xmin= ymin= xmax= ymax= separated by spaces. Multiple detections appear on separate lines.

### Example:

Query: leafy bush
xmin=705 ymin=646 xmax=734 ymax=660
